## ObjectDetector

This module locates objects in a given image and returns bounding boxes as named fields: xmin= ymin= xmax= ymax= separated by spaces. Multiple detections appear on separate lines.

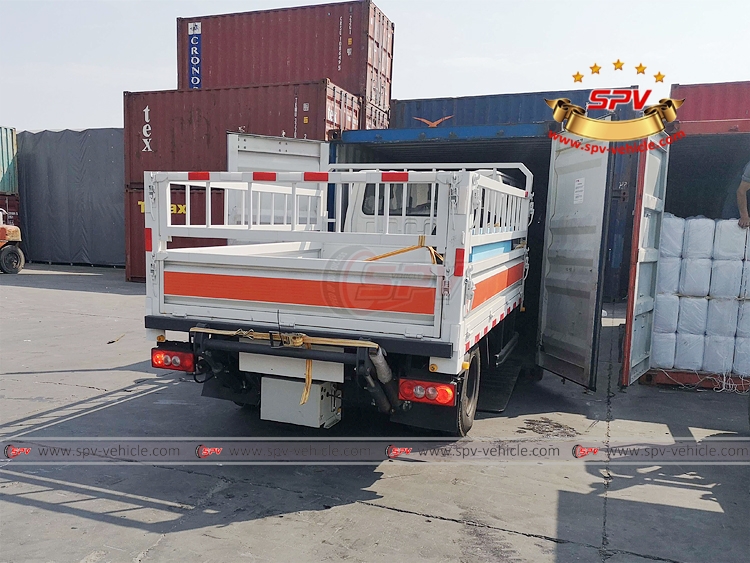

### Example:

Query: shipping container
xmin=1 ymin=126 xmax=18 ymax=194
xmin=389 ymin=89 xmax=594 ymax=129
xmin=176 ymin=0 xmax=394 ymax=112
xmin=671 ymin=81 xmax=750 ymax=122
xmin=124 ymin=80 xmax=360 ymax=186
xmin=363 ymin=102 xmax=389 ymax=130
xmin=642 ymin=84 xmax=750 ymax=387
xmin=338 ymin=116 xmax=667 ymax=390
xmin=125 ymin=186 xmax=227 ymax=281
xmin=17 ymin=129 xmax=125 ymax=266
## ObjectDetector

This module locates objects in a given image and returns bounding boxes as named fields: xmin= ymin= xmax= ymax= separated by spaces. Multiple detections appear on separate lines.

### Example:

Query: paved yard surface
xmin=1 ymin=265 xmax=748 ymax=562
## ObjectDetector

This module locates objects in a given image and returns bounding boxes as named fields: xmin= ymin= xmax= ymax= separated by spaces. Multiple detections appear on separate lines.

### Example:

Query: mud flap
xmin=477 ymin=356 xmax=523 ymax=414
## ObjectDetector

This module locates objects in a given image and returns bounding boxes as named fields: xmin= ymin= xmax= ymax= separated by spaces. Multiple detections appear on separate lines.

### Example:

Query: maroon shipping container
xmin=176 ymin=0 xmax=394 ymax=112
xmin=363 ymin=102 xmax=389 ymax=130
xmin=125 ymin=186 xmax=227 ymax=281
xmin=671 ymin=81 xmax=750 ymax=121
xmin=124 ymin=80 xmax=360 ymax=186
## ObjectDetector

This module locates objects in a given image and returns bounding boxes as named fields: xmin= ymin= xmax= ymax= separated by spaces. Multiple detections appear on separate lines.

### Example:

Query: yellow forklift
xmin=0 ymin=208 xmax=24 ymax=274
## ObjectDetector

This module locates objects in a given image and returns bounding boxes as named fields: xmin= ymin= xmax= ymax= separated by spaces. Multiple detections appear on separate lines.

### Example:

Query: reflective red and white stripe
xmin=180 ymin=171 xmax=431 ymax=184
xmin=173 ymin=171 xmax=531 ymax=198
xmin=464 ymin=297 xmax=521 ymax=353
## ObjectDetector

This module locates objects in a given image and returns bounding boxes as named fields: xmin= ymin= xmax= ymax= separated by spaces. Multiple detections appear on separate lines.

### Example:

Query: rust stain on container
xmin=125 ymin=187 xmax=227 ymax=282
xmin=124 ymin=80 xmax=361 ymax=186
xmin=176 ymin=0 xmax=393 ymax=112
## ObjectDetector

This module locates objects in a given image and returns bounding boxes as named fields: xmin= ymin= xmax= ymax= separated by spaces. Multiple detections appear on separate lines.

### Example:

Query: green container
xmin=0 ymin=126 xmax=18 ymax=194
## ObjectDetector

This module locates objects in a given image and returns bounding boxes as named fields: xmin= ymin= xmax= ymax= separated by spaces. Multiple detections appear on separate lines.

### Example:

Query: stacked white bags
xmin=652 ymin=214 xmax=749 ymax=375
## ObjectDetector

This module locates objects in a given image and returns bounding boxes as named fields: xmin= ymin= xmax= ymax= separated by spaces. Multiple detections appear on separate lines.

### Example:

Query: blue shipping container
xmin=0 ymin=126 xmax=18 ymax=194
xmin=389 ymin=89 xmax=593 ymax=129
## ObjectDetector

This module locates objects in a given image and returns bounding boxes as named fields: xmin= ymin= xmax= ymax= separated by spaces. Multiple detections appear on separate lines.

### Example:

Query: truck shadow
xmin=0 ymin=365 xmax=433 ymax=541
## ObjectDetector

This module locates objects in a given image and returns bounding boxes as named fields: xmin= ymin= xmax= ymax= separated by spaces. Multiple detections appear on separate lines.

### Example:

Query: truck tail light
xmin=151 ymin=348 xmax=195 ymax=373
xmin=399 ymin=379 xmax=456 ymax=406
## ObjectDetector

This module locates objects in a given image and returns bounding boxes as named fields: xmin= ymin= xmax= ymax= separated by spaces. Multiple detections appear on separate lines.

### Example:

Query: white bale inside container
xmin=706 ymin=298 xmax=739 ymax=337
xmin=679 ymin=258 xmax=711 ymax=297
xmin=741 ymin=261 xmax=750 ymax=299
xmin=712 ymin=219 xmax=748 ymax=260
xmin=654 ymin=294 xmax=680 ymax=333
xmin=702 ymin=335 xmax=735 ymax=374
xmin=656 ymin=257 xmax=681 ymax=295
xmin=733 ymin=337 xmax=750 ymax=376
xmin=737 ymin=302 xmax=750 ymax=338
xmin=651 ymin=332 xmax=676 ymax=369
xmin=709 ymin=260 xmax=743 ymax=298
xmin=674 ymin=333 xmax=705 ymax=371
xmin=682 ymin=217 xmax=715 ymax=259
xmin=659 ymin=213 xmax=685 ymax=258
xmin=677 ymin=297 xmax=708 ymax=335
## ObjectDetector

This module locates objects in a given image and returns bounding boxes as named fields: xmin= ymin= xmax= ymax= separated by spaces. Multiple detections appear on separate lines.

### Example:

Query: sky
xmin=1 ymin=0 xmax=748 ymax=131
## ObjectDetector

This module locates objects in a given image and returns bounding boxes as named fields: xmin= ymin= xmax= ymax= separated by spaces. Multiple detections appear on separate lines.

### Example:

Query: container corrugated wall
xmin=124 ymin=80 xmax=360 ymax=186
xmin=671 ymin=81 xmax=750 ymax=121
xmin=0 ymin=126 xmax=18 ymax=194
xmin=389 ymin=89 xmax=593 ymax=129
xmin=176 ymin=0 xmax=394 ymax=113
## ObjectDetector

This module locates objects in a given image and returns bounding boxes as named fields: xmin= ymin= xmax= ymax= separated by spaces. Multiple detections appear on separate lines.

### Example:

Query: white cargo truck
xmin=143 ymin=139 xmax=532 ymax=435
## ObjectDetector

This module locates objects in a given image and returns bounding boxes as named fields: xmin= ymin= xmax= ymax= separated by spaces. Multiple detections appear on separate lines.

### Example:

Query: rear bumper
xmin=145 ymin=315 xmax=453 ymax=358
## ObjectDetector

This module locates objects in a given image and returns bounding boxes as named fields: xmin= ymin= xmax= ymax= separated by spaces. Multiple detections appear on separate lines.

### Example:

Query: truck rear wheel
xmin=0 ymin=245 xmax=24 ymax=274
xmin=457 ymin=348 xmax=481 ymax=436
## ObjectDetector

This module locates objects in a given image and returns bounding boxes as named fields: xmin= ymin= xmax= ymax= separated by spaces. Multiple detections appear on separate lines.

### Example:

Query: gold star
xmin=573 ymin=71 xmax=584 ymax=83
xmin=590 ymin=63 xmax=601 ymax=74
xmin=654 ymin=71 xmax=666 ymax=83
xmin=635 ymin=63 xmax=647 ymax=74
xmin=613 ymin=59 xmax=625 ymax=70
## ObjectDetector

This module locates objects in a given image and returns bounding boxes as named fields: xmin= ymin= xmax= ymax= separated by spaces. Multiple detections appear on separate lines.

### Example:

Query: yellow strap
xmin=300 ymin=343 xmax=313 ymax=405
xmin=365 ymin=235 xmax=443 ymax=265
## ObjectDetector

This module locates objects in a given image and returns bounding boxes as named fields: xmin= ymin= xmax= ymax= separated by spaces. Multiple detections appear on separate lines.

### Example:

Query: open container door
xmin=621 ymin=134 xmax=669 ymax=385
xmin=537 ymin=133 xmax=611 ymax=389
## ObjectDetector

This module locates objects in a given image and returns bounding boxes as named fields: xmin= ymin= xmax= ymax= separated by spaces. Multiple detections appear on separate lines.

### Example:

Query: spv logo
xmin=4 ymin=444 xmax=31 ymax=458
xmin=588 ymin=89 xmax=652 ymax=111
xmin=545 ymin=59 xmax=683 ymax=142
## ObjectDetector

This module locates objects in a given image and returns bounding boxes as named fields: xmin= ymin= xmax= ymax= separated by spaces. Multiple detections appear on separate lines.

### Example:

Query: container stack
xmin=175 ymin=1 xmax=393 ymax=127
xmin=124 ymin=0 xmax=394 ymax=280
xmin=653 ymin=214 xmax=750 ymax=376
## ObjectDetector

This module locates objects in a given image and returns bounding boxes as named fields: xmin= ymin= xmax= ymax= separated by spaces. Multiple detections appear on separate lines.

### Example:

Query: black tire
xmin=457 ymin=348 xmax=481 ymax=436
xmin=0 ymin=245 xmax=24 ymax=274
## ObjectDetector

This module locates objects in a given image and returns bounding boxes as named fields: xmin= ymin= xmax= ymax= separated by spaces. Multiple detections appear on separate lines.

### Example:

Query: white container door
xmin=621 ymin=135 xmax=669 ymax=385
xmin=537 ymin=133 xmax=611 ymax=389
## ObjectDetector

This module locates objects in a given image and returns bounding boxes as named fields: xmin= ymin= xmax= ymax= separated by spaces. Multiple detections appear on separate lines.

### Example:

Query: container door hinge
xmin=441 ymin=278 xmax=451 ymax=297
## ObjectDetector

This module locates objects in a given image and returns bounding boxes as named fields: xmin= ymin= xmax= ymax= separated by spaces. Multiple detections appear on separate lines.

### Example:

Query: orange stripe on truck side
xmin=163 ymin=272 xmax=436 ymax=315
xmin=471 ymin=262 xmax=524 ymax=310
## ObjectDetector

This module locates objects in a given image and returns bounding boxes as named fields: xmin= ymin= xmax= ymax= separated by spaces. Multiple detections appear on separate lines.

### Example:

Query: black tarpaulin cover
xmin=17 ymin=129 xmax=124 ymax=265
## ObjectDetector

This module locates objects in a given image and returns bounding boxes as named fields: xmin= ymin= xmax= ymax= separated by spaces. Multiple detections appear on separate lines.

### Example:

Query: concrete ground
xmin=1 ymin=264 xmax=748 ymax=563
